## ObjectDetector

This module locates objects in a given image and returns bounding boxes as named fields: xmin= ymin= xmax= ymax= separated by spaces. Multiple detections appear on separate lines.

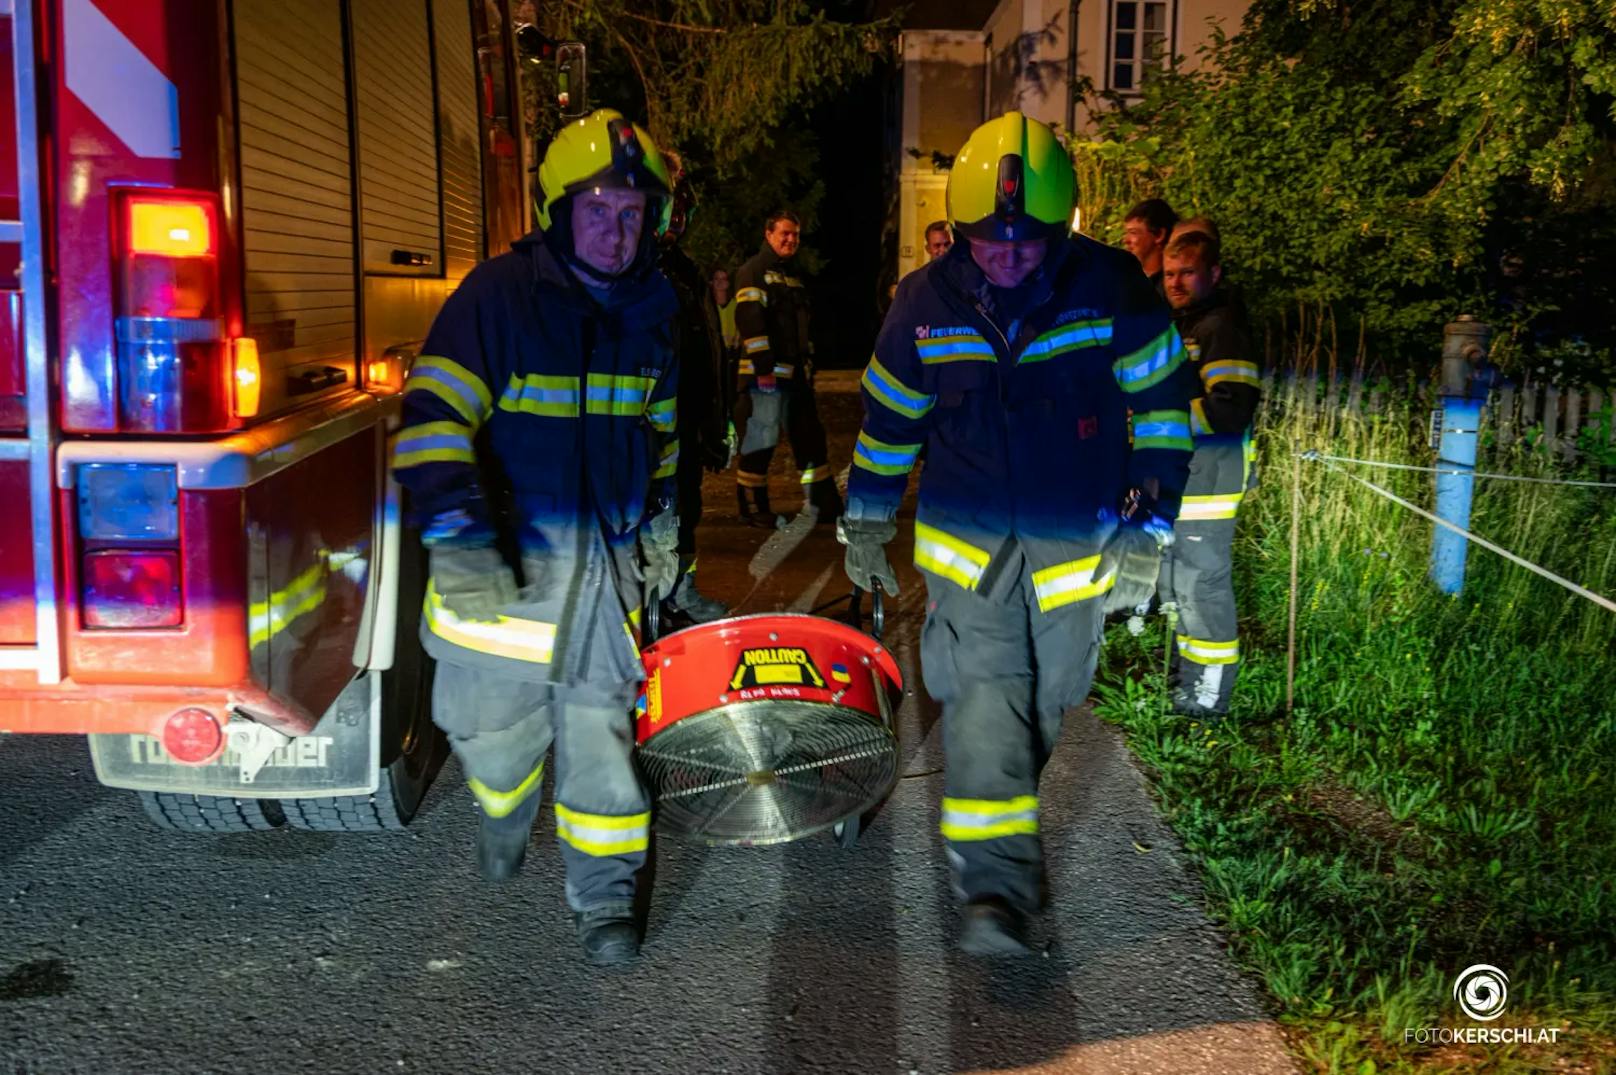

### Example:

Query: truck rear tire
xmin=280 ymin=517 xmax=445 ymax=833
xmin=138 ymin=792 xmax=287 ymax=833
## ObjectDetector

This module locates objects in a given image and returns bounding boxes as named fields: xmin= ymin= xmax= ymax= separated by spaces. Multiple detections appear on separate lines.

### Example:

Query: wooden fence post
xmin=1564 ymin=389 xmax=1582 ymax=462
xmin=1544 ymin=385 xmax=1561 ymax=455
xmin=1496 ymin=385 xmax=1516 ymax=447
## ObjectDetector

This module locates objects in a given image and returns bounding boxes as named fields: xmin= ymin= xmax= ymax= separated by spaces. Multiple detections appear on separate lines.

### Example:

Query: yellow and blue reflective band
xmin=799 ymin=465 xmax=830 ymax=484
xmin=652 ymin=439 xmax=680 ymax=479
xmin=1190 ymin=397 xmax=1210 ymax=437
xmin=585 ymin=373 xmax=655 ymax=416
xmin=1131 ymin=409 xmax=1193 ymax=452
xmin=422 ymin=584 xmax=556 ymax=663
xmin=499 ymin=372 xmax=580 ymax=417
xmin=1178 ymin=492 xmax=1243 ymax=521
xmin=862 ymin=356 xmax=935 ymax=420
xmin=391 ymin=420 xmax=477 ymax=469
xmin=774 ymin=364 xmax=794 ymax=379
xmin=1029 ymin=555 xmax=1114 ymax=613
xmin=1113 ymin=327 xmax=1187 ymax=393
xmin=404 ymin=355 xmax=493 ymax=425
xmin=763 ymin=270 xmax=803 ymax=287
xmin=735 ymin=286 xmax=766 ymax=305
xmin=916 ymin=329 xmax=995 ymax=365
xmin=940 ymin=795 xmax=1039 ymax=842
xmin=736 ymin=470 xmax=768 ymax=488
xmin=743 ymin=336 xmax=770 ymax=354
xmin=468 ymin=761 xmax=544 ymax=819
xmin=912 ymin=521 xmax=990 ymax=591
xmin=1202 ymin=359 xmax=1261 ymax=389
xmin=737 ymin=359 xmax=755 ymax=376
xmin=248 ymin=556 xmax=328 ymax=649
xmin=1019 ymin=318 xmax=1113 ymax=364
xmin=555 ymin=803 xmax=651 ymax=856
xmin=646 ymin=396 xmax=677 ymax=433
xmin=853 ymin=431 xmax=921 ymax=477
xmin=1176 ymin=634 xmax=1240 ymax=665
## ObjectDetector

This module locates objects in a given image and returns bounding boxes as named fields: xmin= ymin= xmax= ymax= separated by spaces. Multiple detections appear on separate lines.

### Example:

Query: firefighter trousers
xmin=1160 ymin=515 xmax=1240 ymax=714
xmin=735 ymin=375 xmax=832 ymax=492
xmin=431 ymin=660 xmax=649 ymax=914
xmin=920 ymin=546 xmax=1103 ymax=914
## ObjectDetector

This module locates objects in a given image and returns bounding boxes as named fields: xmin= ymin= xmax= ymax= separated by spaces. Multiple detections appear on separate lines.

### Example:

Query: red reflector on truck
xmin=81 ymin=550 xmax=183 ymax=628
xmin=162 ymin=708 xmax=224 ymax=764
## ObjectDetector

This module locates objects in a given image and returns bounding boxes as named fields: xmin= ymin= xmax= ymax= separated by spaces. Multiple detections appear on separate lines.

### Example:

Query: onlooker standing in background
xmin=924 ymin=219 xmax=952 ymax=261
xmin=1122 ymin=198 xmax=1179 ymax=296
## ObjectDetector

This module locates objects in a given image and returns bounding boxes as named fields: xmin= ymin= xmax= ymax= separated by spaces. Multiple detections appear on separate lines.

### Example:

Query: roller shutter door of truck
xmin=352 ymin=0 xmax=442 ymax=278
xmin=233 ymin=0 xmax=358 ymax=417
xmin=434 ymin=0 xmax=484 ymax=284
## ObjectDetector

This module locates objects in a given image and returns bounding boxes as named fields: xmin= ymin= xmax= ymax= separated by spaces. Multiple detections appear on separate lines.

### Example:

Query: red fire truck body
xmin=0 ymin=0 xmax=529 ymax=830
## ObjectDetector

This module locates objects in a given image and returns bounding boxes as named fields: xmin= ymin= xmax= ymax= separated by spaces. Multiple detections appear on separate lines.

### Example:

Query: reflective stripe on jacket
xmin=846 ymin=236 xmax=1198 ymax=602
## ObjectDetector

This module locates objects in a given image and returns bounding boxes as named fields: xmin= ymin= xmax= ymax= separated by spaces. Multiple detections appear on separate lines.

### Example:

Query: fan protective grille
xmin=637 ymin=699 xmax=898 ymax=846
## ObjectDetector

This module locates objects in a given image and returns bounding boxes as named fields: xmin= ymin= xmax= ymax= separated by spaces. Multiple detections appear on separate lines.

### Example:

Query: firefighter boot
xmin=958 ymin=897 xmax=1032 ymax=957
xmin=473 ymin=773 xmax=544 ymax=882
xmin=737 ymin=482 xmax=781 ymax=530
xmin=575 ymin=906 xmax=641 ymax=966
xmin=664 ymin=558 xmax=728 ymax=624
xmin=800 ymin=478 xmax=844 ymax=526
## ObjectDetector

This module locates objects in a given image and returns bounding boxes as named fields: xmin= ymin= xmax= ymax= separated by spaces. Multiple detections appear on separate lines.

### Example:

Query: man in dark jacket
xmin=839 ymin=112 xmax=1198 ymax=956
xmin=391 ymin=109 xmax=678 ymax=966
xmin=658 ymin=167 xmax=732 ymax=623
xmin=732 ymin=209 xmax=842 ymax=525
xmin=1159 ymin=228 xmax=1261 ymax=717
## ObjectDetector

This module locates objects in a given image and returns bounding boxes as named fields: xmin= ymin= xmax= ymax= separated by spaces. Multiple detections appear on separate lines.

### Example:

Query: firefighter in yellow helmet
xmin=840 ymin=112 xmax=1199 ymax=954
xmin=392 ymin=109 xmax=677 ymax=965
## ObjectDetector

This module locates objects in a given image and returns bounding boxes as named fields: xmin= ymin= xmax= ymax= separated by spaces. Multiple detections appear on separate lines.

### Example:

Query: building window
xmin=1109 ymin=0 xmax=1174 ymax=94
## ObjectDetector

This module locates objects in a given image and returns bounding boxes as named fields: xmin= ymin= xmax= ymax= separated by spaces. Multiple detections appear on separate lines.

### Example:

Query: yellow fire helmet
xmin=535 ymin=108 xmax=672 ymax=232
xmin=946 ymin=111 xmax=1075 ymax=242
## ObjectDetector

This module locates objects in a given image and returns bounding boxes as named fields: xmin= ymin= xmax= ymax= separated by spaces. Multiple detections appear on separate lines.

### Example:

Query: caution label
xmin=646 ymin=669 xmax=664 ymax=724
xmin=730 ymin=646 xmax=826 ymax=690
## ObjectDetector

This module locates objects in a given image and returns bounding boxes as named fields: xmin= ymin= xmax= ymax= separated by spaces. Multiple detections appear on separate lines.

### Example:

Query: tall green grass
xmin=1094 ymin=385 xmax=1616 ymax=1072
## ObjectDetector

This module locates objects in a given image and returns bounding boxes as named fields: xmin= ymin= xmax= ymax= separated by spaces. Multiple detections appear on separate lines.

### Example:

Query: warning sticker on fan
xmin=729 ymin=646 xmax=827 ymax=690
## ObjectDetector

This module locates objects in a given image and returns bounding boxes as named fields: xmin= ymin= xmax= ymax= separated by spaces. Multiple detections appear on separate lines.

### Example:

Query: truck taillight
xmin=76 ymin=464 xmax=183 ymax=629
xmin=81 ymin=550 xmax=182 ymax=628
xmin=113 ymin=191 xmax=231 ymax=432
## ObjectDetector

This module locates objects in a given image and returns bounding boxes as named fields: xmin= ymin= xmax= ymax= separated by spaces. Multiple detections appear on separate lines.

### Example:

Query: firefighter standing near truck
xmin=1159 ymin=227 xmax=1260 ymax=718
xmin=390 ymin=109 xmax=679 ymax=966
xmin=732 ymin=209 xmax=842 ymax=526
xmin=658 ymin=161 xmax=733 ymax=623
xmin=839 ymin=112 xmax=1199 ymax=955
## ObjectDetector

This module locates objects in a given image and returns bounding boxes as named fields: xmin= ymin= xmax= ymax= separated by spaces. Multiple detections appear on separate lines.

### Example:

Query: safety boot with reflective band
xmin=1173 ymin=635 xmax=1241 ymax=717
xmin=470 ymin=762 xmax=545 ymax=882
xmin=799 ymin=469 xmax=842 ymax=524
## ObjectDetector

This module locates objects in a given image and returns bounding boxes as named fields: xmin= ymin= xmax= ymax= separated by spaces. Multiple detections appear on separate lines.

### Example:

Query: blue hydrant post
xmin=1430 ymin=316 xmax=1491 ymax=594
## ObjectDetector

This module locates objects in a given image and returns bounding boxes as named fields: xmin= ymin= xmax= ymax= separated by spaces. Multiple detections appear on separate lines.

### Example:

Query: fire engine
xmin=0 ymin=0 xmax=531 ymax=832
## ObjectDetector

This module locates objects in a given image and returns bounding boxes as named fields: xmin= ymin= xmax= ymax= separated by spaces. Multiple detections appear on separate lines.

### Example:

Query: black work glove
xmin=430 ymin=546 xmax=518 ymax=623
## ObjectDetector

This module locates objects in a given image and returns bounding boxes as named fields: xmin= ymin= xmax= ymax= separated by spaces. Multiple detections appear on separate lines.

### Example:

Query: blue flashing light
xmin=77 ymin=463 xmax=179 ymax=541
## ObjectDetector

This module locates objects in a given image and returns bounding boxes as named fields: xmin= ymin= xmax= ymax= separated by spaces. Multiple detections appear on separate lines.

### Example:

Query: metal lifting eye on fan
xmin=635 ymin=612 xmax=903 ymax=847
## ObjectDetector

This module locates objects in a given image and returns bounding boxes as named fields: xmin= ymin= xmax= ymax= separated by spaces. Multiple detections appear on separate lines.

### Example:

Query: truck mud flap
xmin=88 ymin=672 xmax=380 ymax=798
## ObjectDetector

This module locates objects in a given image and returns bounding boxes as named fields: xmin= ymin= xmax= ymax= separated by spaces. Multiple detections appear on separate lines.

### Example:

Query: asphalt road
xmin=0 ymin=374 xmax=1296 ymax=1075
